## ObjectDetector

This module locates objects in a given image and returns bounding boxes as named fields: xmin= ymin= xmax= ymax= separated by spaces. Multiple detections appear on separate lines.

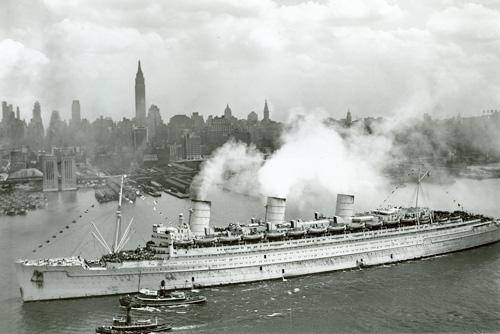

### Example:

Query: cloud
xmin=2 ymin=0 xmax=500 ymax=124
xmin=0 ymin=39 xmax=49 ymax=120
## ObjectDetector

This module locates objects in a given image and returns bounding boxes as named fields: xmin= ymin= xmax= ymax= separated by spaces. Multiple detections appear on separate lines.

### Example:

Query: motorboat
xmin=120 ymin=288 xmax=206 ymax=308
xmin=95 ymin=306 xmax=171 ymax=333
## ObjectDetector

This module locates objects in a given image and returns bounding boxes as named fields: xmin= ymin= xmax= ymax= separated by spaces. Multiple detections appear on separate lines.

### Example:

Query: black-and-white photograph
xmin=1 ymin=1 xmax=500 ymax=333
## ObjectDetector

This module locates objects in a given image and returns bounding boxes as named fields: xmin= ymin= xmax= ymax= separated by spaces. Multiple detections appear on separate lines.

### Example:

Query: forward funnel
xmin=189 ymin=199 xmax=211 ymax=236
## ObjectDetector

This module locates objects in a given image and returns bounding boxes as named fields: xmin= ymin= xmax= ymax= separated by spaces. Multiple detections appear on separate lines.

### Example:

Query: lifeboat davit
xmin=287 ymin=230 xmax=306 ymax=238
xmin=327 ymin=225 xmax=345 ymax=234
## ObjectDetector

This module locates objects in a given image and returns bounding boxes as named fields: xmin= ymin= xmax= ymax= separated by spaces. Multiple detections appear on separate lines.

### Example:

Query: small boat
xmin=383 ymin=220 xmax=399 ymax=228
xmin=96 ymin=306 xmax=172 ymax=333
xmin=419 ymin=217 xmax=431 ymax=224
xmin=219 ymin=236 xmax=240 ymax=243
xmin=287 ymin=230 xmax=306 ymax=238
xmin=347 ymin=223 xmax=364 ymax=232
xmin=365 ymin=221 xmax=382 ymax=230
xmin=242 ymin=234 xmax=262 ymax=242
xmin=194 ymin=238 xmax=216 ymax=246
xmin=307 ymin=227 xmax=327 ymax=235
xmin=120 ymin=289 xmax=207 ymax=308
xmin=327 ymin=225 xmax=345 ymax=234
xmin=174 ymin=239 xmax=193 ymax=248
xmin=400 ymin=218 xmax=417 ymax=226
xmin=266 ymin=232 xmax=285 ymax=240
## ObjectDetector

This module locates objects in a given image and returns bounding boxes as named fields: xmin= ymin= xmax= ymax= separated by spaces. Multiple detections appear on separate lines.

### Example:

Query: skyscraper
xmin=32 ymin=101 xmax=42 ymax=122
xmin=263 ymin=99 xmax=270 ymax=121
xmin=135 ymin=61 xmax=146 ymax=125
xmin=72 ymin=100 xmax=81 ymax=124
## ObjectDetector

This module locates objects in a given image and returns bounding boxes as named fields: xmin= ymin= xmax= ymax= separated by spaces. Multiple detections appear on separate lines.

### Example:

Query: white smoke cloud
xmin=259 ymin=114 xmax=392 ymax=211
xmin=192 ymin=112 xmax=395 ymax=213
xmin=190 ymin=140 xmax=264 ymax=200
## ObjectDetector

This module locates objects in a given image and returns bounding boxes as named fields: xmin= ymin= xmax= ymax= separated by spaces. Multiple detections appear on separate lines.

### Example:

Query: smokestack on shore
xmin=265 ymin=197 xmax=286 ymax=223
xmin=336 ymin=194 xmax=354 ymax=218
xmin=189 ymin=199 xmax=211 ymax=236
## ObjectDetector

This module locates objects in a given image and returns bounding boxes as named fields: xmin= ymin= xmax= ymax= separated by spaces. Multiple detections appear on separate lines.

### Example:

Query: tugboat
xmin=120 ymin=286 xmax=207 ymax=308
xmin=95 ymin=306 xmax=172 ymax=333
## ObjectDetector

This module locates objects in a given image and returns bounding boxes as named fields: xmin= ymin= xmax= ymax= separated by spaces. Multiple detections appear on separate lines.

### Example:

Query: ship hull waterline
xmin=16 ymin=221 xmax=500 ymax=302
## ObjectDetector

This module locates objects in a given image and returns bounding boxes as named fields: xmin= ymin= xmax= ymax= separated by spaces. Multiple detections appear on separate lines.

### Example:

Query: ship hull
xmin=16 ymin=220 xmax=500 ymax=302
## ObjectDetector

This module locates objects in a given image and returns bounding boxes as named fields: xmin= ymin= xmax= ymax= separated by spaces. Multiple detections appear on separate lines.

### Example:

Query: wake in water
xmin=267 ymin=312 xmax=284 ymax=317
xmin=172 ymin=324 xmax=208 ymax=331
xmin=132 ymin=306 xmax=161 ymax=312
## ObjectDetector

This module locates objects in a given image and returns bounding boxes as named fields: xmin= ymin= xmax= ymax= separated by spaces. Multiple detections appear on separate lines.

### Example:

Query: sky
xmin=1 ymin=0 xmax=500 ymax=125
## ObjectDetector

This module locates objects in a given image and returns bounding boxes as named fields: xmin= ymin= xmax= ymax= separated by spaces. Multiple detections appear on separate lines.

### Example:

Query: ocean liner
xmin=15 ymin=174 xmax=500 ymax=302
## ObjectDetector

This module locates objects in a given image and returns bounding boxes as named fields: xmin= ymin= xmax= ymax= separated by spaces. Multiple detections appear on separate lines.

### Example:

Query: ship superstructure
xmin=16 ymin=188 xmax=500 ymax=302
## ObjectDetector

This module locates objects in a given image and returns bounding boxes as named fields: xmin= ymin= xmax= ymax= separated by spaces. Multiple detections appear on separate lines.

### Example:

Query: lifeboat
xmin=400 ymin=218 xmax=417 ymax=226
xmin=219 ymin=236 xmax=240 ymax=244
xmin=419 ymin=218 xmax=431 ymax=224
xmin=242 ymin=234 xmax=262 ymax=242
xmin=327 ymin=225 xmax=345 ymax=234
xmin=287 ymin=230 xmax=306 ymax=238
xmin=436 ymin=217 xmax=448 ymax=223
xmin=307 ymin=227 xmax=327 ymax=235
xmin=266 ymin=232 xmax=285 ymax=240
xmin=174 ymin=240 xmax=193 ymax=248
xmin=365 ymin=221 xmax=382 ymax=230
xmin=450 ymin=216 xmax=461 ymax=222
xmin=383 ymin=220 xmax=399 ymax=228
xmin=194 ymin=238 xmax=216 ymax=246
xmin=347 ymin=223 xmax=364 ymax=232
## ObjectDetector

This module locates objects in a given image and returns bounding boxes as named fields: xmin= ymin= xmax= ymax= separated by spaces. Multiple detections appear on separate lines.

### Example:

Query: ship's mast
xmin=415 ymin=164 xmax=421 ymax=209
xmin=112 ymin=175 xmax=124 ymax=253
xmin=415 ymin=163 xmax=429 ymax=210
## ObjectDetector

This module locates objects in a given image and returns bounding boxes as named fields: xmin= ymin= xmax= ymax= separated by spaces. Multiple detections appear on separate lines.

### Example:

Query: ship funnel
xmin=264 ymin=197 xmax=286 ymax=223
xmin=335 ymin=194 xmax=354 ymax=218
xmin=189 ymin=200 xmax=211 ymax=236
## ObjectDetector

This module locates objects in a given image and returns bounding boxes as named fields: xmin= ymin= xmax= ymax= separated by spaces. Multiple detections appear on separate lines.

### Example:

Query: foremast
xmin=92 ymin=175 xmax=135 ymax=255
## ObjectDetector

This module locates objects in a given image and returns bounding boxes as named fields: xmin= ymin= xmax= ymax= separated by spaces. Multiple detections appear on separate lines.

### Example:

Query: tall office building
xmin=263 ymin=100 xmax=270 ymax=121
xmin=27 ymin=101 xmax=45 ymax=150
xmin=32 ymin=101 xmax=42 ymax=121
xmin=72 ymin=100 xmax=81 ymax=124
xmin=133 ymin=126 xmax=148 ymax=150
xmin=135 ymin=61 xmax=146 ymax=125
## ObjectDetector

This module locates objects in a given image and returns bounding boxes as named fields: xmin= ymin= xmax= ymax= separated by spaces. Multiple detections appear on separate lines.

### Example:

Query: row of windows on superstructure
xmin=164 ymin=226 xmax=471 ymax=262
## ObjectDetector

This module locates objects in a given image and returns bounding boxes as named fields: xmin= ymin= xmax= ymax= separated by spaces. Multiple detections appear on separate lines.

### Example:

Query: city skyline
xmin=1 ymin=1 xmax=500 ymax=124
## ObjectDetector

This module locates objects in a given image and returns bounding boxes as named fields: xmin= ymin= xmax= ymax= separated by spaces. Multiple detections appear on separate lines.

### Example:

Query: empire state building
xmin=135 ymin=61 xmax=146 ymax=125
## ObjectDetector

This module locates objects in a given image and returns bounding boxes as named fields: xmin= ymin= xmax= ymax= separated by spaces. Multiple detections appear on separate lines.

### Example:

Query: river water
xmin=1 ymin=178 xmax=500 ymax=333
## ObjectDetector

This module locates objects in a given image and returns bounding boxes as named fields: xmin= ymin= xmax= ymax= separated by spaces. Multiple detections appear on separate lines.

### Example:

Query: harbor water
xmin=1 ymin=179 xmax=500 ymax=333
